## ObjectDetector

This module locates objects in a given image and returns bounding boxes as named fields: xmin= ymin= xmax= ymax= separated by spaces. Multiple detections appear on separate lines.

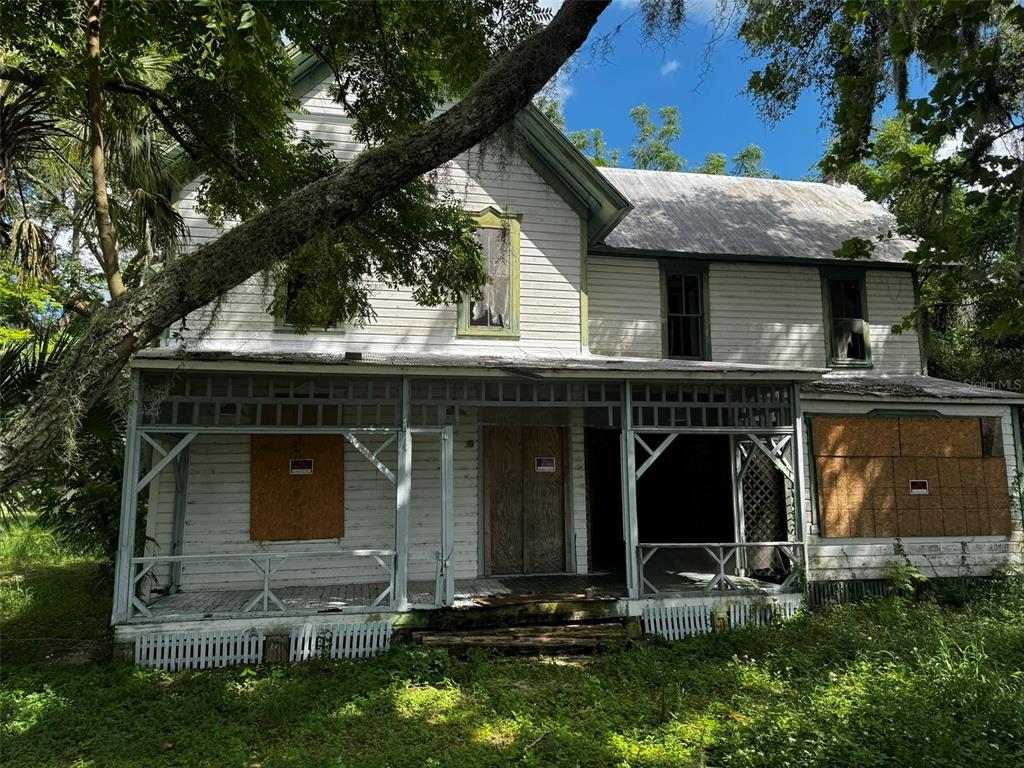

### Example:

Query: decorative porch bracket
xmin=343 ymin=433 xmax=397 ymax=484
xmin=738 ymin=433 xmax=794 ymax=483
xmin=635 ymin=433 xmax=679 ymax=481
xmin=136 ymin=432 xmax=197 ymax=492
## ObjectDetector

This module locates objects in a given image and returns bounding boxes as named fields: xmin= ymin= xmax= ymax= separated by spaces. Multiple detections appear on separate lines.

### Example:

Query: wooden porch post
xmin=790 ymin=383 xmax=809 ymax=577
xmin=620 ymin=380 xmax=641 ymax=599
xmin=730 ymin=434 xmax=748 ymax=575
xmin=394 ymin=376 xmax=412 ymax=610
xmin=169 ymin=442 xmax=191 ymax=593
xmin=441 ymin=424 xmax=455 ymax=606
xmin=111 ymin=369 xmax=142 ymax=625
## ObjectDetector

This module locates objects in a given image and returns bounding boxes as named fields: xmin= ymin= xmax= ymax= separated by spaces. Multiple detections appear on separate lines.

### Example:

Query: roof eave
xmin=514 ymin=106 xmax=633 ymax=245
xmin=589 ymin=244 xmax=916 ymax=270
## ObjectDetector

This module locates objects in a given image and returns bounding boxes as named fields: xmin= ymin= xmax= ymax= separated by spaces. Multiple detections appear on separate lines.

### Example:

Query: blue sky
xmin=549 ymin=1 xmax=833 ymax=180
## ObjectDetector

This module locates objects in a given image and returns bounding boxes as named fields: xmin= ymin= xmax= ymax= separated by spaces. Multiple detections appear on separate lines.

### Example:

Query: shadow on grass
xmin=3 ymin=557 xmax=1024 ymax=768
xmin=1 ymin=561 xmax=112 ymax=668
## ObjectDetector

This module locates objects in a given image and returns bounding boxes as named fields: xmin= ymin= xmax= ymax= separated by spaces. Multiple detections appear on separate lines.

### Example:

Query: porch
xmin=114 ymin=357 xmax=814 ymax=640
xmin=130 ymin=566 xmax=796 ymax=624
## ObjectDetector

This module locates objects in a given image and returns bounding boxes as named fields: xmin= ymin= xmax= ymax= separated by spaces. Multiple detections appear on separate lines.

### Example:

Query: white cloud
xmin=537 ymin=64 xmax=574 ymax=106
xmin=660 ymin=59 xmax=680 ymax=76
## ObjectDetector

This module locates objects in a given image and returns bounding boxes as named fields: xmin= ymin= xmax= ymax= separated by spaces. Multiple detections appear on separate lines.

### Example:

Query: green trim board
xmin=804 ymin=414 xmax=820 ymax=529
xmin=820 ymin=267 xmax=873 ymax=369
xmin=579 ymin=219 xmax=589 ymax=351
xmin=659 ymin=259 xmax=711 ymax=361
xmin=457 ymin=207 xmax=521 ymax=339
xmin=515 ymin=106 xmax=632 ymax=245
xmin=1012 ymin=405 xmax=1023 ymax=493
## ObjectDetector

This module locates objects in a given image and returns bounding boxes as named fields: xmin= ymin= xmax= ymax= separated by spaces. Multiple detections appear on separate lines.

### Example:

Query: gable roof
xmin=288 ymin=55 xmax=632 ymax=246
xmin=595 ymin=168 xmax=915 ymax=266
xmin=515 ymin=106 xmax=632 ymax=244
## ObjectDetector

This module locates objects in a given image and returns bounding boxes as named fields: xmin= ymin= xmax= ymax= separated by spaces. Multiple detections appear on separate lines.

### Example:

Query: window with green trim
xmin=822 ymin=270 xmax=871 ymax=366
xmin=271 ymin=275 xmax=343 ymax=333
xmin=458 ymin=209 xmax=520 ymax=338
xmin=663 ymin=266 xmax=707 ymax=359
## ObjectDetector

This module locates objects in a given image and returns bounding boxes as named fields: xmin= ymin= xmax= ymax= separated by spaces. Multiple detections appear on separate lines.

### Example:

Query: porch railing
xmin=128 ymin=549 xmax=403 ymax=621
xmin=637 ymin=541 xmax=803 ymax=595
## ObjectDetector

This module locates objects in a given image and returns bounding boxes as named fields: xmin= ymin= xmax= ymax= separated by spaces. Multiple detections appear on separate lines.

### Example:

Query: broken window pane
xmin=666 ymin=272 xmax=703 ymax=358
xmin=469 ymin=227 xmax=512 ymax=328
xmin=828 ymin=278 xmax=866 ymax=361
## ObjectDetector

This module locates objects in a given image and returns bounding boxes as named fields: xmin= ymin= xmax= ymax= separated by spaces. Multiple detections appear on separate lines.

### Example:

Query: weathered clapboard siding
xmin=148 ymin=426 xmax=480 ymax=591
xmin=800 ymin=400 xmax=1022 ymax=581
xmin=708 ymin=263 xmax=823 ymax=368
xmin=586 ymin=258 xmax=921 ymax=374
xmin=145 ymin=408 xmax=594 ymax=593
xmin=171 ymin=76 xmax=584 ymax=357
xmin=586 ymin=256 xmax=662 ymax=358
xmin=863 ymin=269 xmax=921 ymax=374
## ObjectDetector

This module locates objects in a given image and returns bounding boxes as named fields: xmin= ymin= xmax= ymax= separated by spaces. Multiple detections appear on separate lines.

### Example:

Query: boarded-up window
xmin=250 ymin=435 xmax=344 ymax=541
xmin=812 ymin=416 xmax=1011 ymax=538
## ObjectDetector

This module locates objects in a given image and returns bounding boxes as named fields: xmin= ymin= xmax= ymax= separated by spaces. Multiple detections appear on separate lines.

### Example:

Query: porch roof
xmin=132 ymin=347 xmax=827 ymax=381
xmin=801 ymin=374 xmax=1022 ymax=403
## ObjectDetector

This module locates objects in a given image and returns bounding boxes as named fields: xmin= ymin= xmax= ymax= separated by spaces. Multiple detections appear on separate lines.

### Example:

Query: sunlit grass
xmin=2 ymin=517 xmax=1023 ymax=767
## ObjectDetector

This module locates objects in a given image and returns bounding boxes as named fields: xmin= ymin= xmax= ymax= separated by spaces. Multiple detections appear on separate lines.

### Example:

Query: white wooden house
xmin=113 ymin=63 xmax=1024 ymax=666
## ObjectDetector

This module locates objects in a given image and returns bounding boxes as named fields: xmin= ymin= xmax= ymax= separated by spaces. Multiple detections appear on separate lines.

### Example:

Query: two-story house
xmin=113 ymin=63 xmax=1023 ymax=668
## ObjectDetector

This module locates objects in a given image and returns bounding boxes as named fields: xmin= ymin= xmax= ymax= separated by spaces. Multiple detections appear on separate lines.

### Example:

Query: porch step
xmin=412 ymin=621 xmax=628 ymax=654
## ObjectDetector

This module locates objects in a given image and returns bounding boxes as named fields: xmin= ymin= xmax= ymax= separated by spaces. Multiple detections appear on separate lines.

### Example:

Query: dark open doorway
xmin=584 ymin=428 xmax=625 ymax=573
xmin=584 ymin=430 xmax=736 ymax=581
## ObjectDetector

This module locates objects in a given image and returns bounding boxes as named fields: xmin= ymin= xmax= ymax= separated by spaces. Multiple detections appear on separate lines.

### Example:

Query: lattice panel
xmin=740 ymin=445 xmax=795 ymax=581
xmin=630 ymin=382 xmax=793 ymax=429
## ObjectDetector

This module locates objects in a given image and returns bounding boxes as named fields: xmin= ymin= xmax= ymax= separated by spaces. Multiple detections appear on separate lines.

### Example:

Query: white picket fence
xmin=642 ymin=603 xmax=713 ymax=640
xmin=135 ymin=629 xmax=265 ymax=671
xmin=728 ymin=596 xmax=802 ymax=628
xmin=643 ymin=595 xmax=803 ymax=641
xmin=289 ymin=621 xmax=395 ymax=661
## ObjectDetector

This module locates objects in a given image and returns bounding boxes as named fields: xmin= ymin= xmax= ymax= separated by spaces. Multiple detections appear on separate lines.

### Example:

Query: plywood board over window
xmin=812 ymin=416 xmax=1011 ymax=539
xmin=250 ymin=435 xmax=345 ymax=541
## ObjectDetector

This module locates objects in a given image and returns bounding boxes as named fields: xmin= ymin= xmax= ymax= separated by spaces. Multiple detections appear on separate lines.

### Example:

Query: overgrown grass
xmin=1 ymin=517 xmax=111 ymax=667
xmin=2 ymin=521 xmax=1023 ymax=767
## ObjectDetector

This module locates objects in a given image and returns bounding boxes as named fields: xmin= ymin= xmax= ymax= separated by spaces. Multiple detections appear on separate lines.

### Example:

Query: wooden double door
xmin=484 ymin=425 xmax=567 ymax=575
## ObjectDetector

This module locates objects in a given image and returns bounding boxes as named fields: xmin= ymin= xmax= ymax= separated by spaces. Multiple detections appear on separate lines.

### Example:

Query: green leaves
xmin=269 ymin=179 xmax=487 ymax=332
xmin=628 ymin=104 xmax=684 ymax=172
xmin=742 ymin=1 xmax=1024 ymax=379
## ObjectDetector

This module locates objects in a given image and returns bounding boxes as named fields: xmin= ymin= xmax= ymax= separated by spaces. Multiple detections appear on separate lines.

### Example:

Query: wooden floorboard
xmin=141 ymin=571 xmax=781 ymax=621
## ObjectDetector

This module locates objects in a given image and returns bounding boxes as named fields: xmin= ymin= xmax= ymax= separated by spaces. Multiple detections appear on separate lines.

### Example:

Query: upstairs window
xmin=458 ymin=208 xmax=520 ymax=338
xmin=822 ymin=270 xmax=871 ymax=366
xmin=663 ymin=264 xmax=707 ymax=359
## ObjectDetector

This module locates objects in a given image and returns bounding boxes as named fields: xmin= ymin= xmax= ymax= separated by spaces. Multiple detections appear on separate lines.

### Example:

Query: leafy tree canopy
xmin=541 ymin=98 xmax=771 ymax=176
xmin=0 ymin=0 xmax=553 ymax=343
xmin=742 ymin=0 xmax=1024 ymax=339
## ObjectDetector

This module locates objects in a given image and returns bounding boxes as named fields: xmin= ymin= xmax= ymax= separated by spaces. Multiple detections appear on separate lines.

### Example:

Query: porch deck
xmin=136 ymin=571 xmax=787 ymax=623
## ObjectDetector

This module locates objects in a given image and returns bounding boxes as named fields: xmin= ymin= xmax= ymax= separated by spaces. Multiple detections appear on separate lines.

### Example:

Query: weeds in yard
xmin=1 ymin=517 xmax=111 ymax=667
xmin=2 ymin=521 xmax=1023 ymax=767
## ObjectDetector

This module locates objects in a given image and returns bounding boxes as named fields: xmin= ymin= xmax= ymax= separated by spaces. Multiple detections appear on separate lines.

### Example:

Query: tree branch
xmin=0 ymin=0 xmax=611 ymax=490
xmin=84 ymin=0 xmax=126 ymax=299
xmin=0 ymin=65 xmax=45 ymax=88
